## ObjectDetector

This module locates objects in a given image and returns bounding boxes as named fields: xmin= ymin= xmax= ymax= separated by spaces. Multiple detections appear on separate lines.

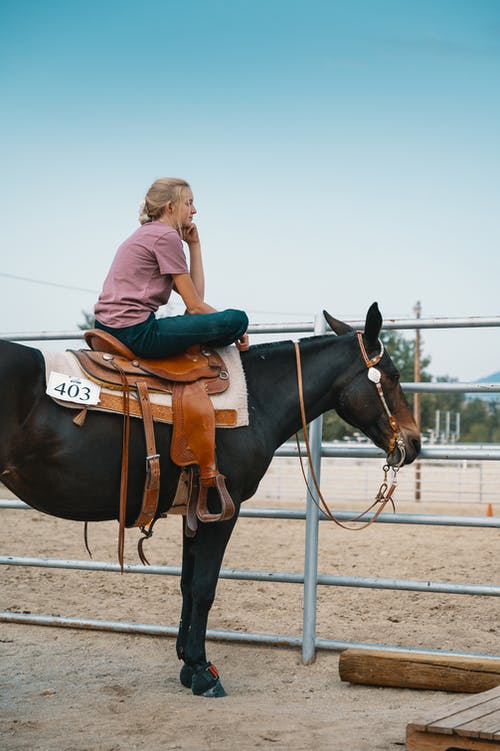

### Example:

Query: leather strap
xmin=185 ymin=472 xmax=199 ymax=538
xmin=111 ymin=360 xmax=131 ymax=572
xmin=356 ymin=329 xmax=384 ymax=368
xmin=135 ymin=381 xmax=160 ymax=528
xmin=113 ymin=370 xmax=161 ymax=570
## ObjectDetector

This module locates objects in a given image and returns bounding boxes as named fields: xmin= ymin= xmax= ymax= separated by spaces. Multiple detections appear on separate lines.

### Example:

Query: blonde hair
xmin=138 ymin=177 xmax=191 ymax=225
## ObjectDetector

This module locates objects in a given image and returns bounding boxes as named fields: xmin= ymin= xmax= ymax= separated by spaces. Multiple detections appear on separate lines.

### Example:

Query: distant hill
xmin=474 ymin=371 xmax=500 ymax=401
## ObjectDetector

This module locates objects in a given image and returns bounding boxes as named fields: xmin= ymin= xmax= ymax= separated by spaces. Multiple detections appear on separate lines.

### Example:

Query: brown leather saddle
xmin=74 ymin=329 xmax=236 ymax=567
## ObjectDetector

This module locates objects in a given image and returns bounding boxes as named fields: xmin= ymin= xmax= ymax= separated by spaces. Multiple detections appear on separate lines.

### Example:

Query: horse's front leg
xmin=176 ymin=524 xmax=196 ymax=688
xmin=177 ymin=513 xmax=238 ymax=697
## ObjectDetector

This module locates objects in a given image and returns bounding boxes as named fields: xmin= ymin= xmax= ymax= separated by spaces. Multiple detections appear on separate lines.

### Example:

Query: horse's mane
xmin=241 ymin=335 xmax=336 ymax=379
xmin=246 ymin=333 xmax=334 ymax=358
xmin=246 ymin=338 xmax=293 ymax=356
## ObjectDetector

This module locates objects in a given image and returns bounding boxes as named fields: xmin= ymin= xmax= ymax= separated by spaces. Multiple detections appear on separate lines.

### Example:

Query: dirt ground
xmin=1 ymin=484 xmax=499 ymax=751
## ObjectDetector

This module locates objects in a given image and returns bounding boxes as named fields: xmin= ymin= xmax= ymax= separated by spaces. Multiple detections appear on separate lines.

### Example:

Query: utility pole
xmin=413 ymin=301 xmax=422 ymax=501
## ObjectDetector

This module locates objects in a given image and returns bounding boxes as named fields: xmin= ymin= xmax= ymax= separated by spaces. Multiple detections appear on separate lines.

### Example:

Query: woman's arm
xmin=172 ymin=273 xmax=216 ymax=315
xmin=171 ymin=273 xmax=249 ymax=350
xmin=182 ymin=224 xmax=205 ymax=300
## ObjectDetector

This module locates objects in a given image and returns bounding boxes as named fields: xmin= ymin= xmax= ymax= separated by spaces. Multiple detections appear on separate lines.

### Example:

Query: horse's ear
xmin=364 ymin=302 xmax=382 ymax=344
xmin=323 ymin=310 xmax=353 ymax=336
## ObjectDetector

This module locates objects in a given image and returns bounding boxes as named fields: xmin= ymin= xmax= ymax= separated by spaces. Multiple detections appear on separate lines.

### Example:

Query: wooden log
xmin=338 ymin=649 xmax=500 ymax=693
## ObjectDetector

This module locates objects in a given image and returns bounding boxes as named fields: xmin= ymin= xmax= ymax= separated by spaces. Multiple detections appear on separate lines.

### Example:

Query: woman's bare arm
xmin=172 ymin=273 xmax=216 ymax=315
xmin=182 ymin=224 xmax=205 ymax=300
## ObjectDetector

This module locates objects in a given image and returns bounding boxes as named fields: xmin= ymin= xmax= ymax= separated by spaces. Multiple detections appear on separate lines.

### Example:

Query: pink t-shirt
xmin=94 ymin=221 xmax=189 ymax=327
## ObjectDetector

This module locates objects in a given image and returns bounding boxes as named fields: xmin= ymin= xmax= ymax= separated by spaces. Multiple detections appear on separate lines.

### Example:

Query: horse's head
xmin=323 ymin=302 xmax=421 ymax=466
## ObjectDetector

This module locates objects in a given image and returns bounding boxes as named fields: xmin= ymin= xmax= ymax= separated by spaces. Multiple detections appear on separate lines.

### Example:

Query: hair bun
xmin=138 ymin=199 xmax=152 ymax=225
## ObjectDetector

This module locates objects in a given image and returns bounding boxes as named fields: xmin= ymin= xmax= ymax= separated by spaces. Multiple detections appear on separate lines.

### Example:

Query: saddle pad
xmin=42 ymin=346 xmax=249 ymax=428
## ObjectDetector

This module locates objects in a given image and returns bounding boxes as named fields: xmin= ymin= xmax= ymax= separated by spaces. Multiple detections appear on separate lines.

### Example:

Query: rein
xmin=293 ymin=333 xmax=405 ymax=531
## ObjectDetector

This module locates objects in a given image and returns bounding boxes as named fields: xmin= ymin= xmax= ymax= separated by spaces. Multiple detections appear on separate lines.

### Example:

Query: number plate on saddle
xmin=47 ymin=371 xmax=101 ymax=405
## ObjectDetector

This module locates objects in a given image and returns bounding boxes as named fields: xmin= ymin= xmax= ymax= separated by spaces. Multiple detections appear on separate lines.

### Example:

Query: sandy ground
xmin=1 ymin=483 xmax=499 ymax=751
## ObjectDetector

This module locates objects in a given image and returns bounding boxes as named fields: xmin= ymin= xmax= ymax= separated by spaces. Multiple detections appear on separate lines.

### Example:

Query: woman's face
xmin=175 ymin=189 xmax=197 ymax=228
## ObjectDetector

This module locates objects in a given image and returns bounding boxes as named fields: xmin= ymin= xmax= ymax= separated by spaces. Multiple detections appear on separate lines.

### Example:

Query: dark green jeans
xmin=94 ymin=309 xmax=248 ymax=358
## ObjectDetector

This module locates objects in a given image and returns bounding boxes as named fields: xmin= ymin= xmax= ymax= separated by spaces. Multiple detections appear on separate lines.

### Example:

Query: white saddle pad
xmin=42 ymin=345 xmax=249 ymax=428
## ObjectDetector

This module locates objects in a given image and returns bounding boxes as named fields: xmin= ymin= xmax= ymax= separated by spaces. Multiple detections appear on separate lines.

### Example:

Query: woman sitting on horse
xmin=94 ymin=177 xmax=249 ymax=357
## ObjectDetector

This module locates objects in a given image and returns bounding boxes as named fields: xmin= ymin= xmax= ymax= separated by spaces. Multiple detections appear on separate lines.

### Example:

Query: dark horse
xmin=0 ymin=303 xmax=420 ymax=696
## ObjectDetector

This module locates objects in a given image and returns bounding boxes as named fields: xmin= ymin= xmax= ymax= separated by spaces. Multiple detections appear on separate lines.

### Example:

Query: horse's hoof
xmin=179 ymin=663 xmax=194 ymax=688
xmin=191 ymin=663 xmax=227 ymax=697
xmin=198 ymin=679 xmax=227 ymax=698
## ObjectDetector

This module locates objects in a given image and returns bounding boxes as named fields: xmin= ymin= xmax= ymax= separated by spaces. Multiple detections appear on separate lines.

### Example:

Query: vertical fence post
xmin=302 ymin=313 xmax=326 ymax=664
xmin=413 ymin=300 xmax=422 ymax=501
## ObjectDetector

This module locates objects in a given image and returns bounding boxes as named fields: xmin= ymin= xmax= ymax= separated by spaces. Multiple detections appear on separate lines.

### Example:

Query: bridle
xmin=355 ymin=330 xmax=406 ymax=468
xmin=293 ymin=332 xmax=406 ymax=530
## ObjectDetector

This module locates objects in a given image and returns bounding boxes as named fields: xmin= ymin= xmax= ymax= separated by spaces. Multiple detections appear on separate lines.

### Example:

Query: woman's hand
xmin=182 ymin=223 xmax=200 ymax=246
xmin=236 ymin=333 xmax=250 ymax=352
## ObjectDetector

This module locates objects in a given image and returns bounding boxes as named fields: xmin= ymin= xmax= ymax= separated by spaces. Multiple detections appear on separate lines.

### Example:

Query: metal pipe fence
xmin=1 ymin=314 xmax=499 ymax=663
xmin=2 ymin=555 xmax=499 ymax=596
xmin=254 ymin=452 xmax=500 ymax=505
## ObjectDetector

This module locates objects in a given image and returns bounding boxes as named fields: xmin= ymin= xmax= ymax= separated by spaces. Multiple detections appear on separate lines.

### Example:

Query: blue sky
xmin=0 ymin=0 xmax=499 ymax=380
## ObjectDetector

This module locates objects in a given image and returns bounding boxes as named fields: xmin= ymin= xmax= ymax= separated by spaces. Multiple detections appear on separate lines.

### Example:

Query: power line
xmin=0 ymin=272 xmax=98 ymax=295
xmin=0 ymin=272 xmax=314 ymax=318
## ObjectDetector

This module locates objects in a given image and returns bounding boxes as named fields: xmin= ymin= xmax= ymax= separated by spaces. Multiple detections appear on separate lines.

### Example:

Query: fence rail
xmin=2 ymin=499 xmax=499 ymax=527
xmin=2 ymin=313 xmax=500 ymax=341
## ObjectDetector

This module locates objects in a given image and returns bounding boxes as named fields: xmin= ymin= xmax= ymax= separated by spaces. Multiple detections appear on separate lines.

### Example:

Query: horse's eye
xmin=384 ymin=369 xmax=400 ymax=384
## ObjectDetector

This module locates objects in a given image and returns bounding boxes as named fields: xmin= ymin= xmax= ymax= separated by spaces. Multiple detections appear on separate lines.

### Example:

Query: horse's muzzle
xmin=388 ymin=434 xmax=421 ymax=467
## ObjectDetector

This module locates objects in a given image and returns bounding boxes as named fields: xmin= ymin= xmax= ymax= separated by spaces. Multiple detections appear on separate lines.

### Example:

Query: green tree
xmin=78 ymin=310 xmax=95 ymax=330
xmin=381 ymin=330 xmax=431 ymax=385
xmin=460 ymin=399 xmax=499 ymax=442
xmin=489 ymin=402 xmax=500 ymax=442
